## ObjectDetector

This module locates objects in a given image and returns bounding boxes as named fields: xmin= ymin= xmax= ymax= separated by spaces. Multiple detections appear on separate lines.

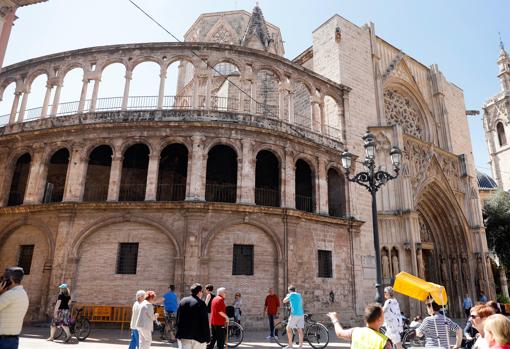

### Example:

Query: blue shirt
xmin=287 ymin=292 xmax=304 ymax=316
xmin=479 ymin=295 xmax=488 ymax=303
xmin=463 ymin=297 xmax=473 ymax=309
xmin=163 ymin=291 xmax=178 ymax=312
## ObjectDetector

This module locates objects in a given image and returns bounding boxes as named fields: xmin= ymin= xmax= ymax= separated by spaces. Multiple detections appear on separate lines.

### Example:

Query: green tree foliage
xmin=484 ymin=189 xmax=510 ymax=270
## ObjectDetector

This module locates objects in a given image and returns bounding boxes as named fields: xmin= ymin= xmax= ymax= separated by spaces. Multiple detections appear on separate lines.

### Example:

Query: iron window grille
xmin=318 ymin=250 xmax=333 ymax=278
xmin=232 ymin=244 xmax=254 ymax=275
xmin=116 ymin=243 xmax=139 ymax=274
xmin=17 ymin=245 xmax=34 ymax=275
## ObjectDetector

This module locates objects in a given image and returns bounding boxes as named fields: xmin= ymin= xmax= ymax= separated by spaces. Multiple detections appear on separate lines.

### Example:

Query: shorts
xmin=385 ymin=327 xmax=401 ymax=344
xmin=287 ymin=315 xmax=304 ymax=329
xmin=52 ymin=309 xmax=70 ymax=326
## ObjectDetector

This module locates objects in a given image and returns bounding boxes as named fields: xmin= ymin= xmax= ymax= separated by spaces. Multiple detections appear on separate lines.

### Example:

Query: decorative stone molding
xmin=384 ymin=89 xmax=425 ymax=140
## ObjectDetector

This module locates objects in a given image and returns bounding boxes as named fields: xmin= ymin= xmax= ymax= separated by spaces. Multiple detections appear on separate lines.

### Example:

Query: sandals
xmin=46 ymin=337 xmax=54 ymax=341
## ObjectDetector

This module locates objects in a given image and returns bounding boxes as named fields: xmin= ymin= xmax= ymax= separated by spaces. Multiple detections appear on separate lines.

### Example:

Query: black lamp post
xmin=341 ymin=130 xmax=402 ymax=304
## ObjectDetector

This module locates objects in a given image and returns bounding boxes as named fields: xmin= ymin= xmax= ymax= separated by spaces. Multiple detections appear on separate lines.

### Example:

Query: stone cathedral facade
xmin=0 ymin=6 xmax=492 ymax=326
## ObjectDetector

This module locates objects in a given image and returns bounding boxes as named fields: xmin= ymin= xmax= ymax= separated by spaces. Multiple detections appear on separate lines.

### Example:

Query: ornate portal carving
xmin=384 ymin=89 xmax=425 ymax=140
xmin=419 ymin=213 xmax=433 ymax=242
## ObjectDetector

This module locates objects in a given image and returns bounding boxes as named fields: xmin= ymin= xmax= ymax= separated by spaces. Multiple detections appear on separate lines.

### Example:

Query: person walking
xmin=136 ymin=291 xmax=159 ymax=349
xmin=0 ymin=267 xmax=29 ymax=349
xmin=176 ymin=283 xmax=210 ymax=349
xmin=328 ymin=303 xmax=392 ymax=349
xmin=464 ymin=294 xmax=474 ymax=317
xmin=160 ymin=284 xmax=178 ymax=341
xmin=207 ymin=287 xmax=228 ymax=349
xmin=205 ymin=284 xmax=216 ymax=318
xmin=233 ymin=292 xmax=242 ymax=324
xmin=416 ymin=298 xmax=463 ymax=348
xmin=283 ymin=285 xmax=304 ymax=349
xmin=484 ymin=314 xmax=510 ymax=349
xmin=47 ymin=283 xmax=72 ymax=343
xmin=382 ymin=286 xmax=403 ymax=349
xmin=264 ymin=287 xmax=280 ymax=340
xmin=129 ymin=290 xmax=145 ymax=349
xmin=470 ymin=304 xmax=496 ymax=349
xmin=480 ymin=291 xmax=489 ymax=303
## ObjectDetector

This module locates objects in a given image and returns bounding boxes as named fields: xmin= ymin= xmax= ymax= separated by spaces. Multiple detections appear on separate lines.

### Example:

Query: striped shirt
xmin=417 ymin=314 xmax=460 ymax=348
xmin=0 ymin=285 xmax=29 ymax=335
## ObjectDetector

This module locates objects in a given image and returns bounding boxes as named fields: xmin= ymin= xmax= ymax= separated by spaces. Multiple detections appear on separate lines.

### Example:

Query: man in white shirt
xmin=0 ymin=267 xmax=29 ymax=349
xmin=129 ymin=290 xmax=145 ymax=349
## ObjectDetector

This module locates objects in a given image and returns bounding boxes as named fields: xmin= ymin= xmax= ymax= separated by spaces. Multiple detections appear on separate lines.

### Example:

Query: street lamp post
xmin=341 ymin=130 xmax=402 ymax=304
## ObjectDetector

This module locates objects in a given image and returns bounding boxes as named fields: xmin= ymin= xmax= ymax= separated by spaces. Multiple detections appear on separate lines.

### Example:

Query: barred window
xmin=116 ymin=243 xmax=139 ymax=274
xmin=318 ymin=250 xmax=332 ymax=278
xmin=18 ymin=245 xmax=34 ymax=275
xmin=232 ymin=244 xmax=254 ymax=275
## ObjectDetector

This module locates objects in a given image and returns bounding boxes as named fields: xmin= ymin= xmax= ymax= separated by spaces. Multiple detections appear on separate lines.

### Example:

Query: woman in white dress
xmin=136 ymin=291 xmax=159 ymax=349
xmin=383 ymin=286 xmax=403 ymax=349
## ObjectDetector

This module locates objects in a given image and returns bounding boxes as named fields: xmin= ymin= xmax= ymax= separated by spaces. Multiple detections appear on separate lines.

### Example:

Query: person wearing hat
xmin=129 ymin=290 xmax=145 ymax=349
xmin=47 ymin=283 xmax=72 ymax=342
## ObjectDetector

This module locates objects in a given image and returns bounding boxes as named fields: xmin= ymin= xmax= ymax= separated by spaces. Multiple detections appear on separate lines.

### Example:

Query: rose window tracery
xmin=384 ymin=89 xmax=425 ymax=140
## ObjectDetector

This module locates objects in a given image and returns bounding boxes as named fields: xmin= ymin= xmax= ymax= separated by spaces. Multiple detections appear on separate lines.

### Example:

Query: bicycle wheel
xmin=227 ymin=322 xmax=244 ymax=348
xmin=74 ymin=318 xmax=91 ymax=341
xmin=274 ymin=321 xmax=293 ymax=347
xmin=306 ymin=323 xmax=329 ymax=349
xmin=401 ymin=329 xmax=425 ymax=349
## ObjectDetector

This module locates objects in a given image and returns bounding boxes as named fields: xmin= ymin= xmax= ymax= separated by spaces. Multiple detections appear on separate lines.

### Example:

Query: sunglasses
xmin=469 ymin=314 xmax=480 ymax=319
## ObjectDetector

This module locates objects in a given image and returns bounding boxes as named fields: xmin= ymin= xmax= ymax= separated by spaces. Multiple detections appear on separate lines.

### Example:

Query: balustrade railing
xmin=255 ymin=187 xmax=280 ymax=207
xmin=205 ymin=183 xmax=236 ymax=203
xmin=83 ymin=184 xmax=109 ymax=202
xmin=119 ymin=183 xmax=146 ymax=202
xmin=157 ymin=183 xmax=186 ymax=201
xmin=7 ymin=191 xmax=23 ymax=206
xmin=296 ymin=194 xmax=313 ymax=213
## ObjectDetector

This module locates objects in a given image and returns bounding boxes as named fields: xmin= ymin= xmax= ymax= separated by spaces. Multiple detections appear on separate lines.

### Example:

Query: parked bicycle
xmin=380 ymin=322 xmax=425 ymax=349
xmin=54 ymin=307 xmax=91 ymax=341
xmin=154 ymin=305 xmax=177 ymax=342
xmin=225 ymin=305 xmax=244 ymax=348
xmin=274 ymin=313 xmax=329 ymax=349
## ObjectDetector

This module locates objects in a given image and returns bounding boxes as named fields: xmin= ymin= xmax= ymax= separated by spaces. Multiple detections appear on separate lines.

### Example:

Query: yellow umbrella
xmin=393 ymin=271 xmax=448 ymax=305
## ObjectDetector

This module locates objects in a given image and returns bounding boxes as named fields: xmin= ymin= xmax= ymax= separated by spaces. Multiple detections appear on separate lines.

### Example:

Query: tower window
xmin=232 ymin=244 xmax=254 ymax=275
xmin=17 ymin=245 xmax=34 ymax=275
xmin=497 ymin=122 xmax=507 ymax=146
xmin=318 ymin=250 xmax=333 ymax=278
xmin=116 ymin=243 xmax=139 ymax=274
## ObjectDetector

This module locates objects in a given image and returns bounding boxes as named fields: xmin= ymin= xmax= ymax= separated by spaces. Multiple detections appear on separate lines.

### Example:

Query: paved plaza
xmin=19 ymin=326 xmax=349 ymax=349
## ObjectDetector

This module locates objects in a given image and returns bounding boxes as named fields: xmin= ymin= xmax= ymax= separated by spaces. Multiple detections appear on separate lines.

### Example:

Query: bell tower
xmin=497 ymin=39 xmax=510 ymax=92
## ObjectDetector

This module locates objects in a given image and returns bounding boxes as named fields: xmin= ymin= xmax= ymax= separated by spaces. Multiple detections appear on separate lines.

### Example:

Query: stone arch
xmin=71 ymin=217 xmax=180 ymax=306
xmin=97 ymin=59 xmax=127 ymax=75
xmin=164 ymin=55 xmax=194 ymax=70
xmin=201 ymin=217 xmax=283 ymax=262
xmin=383 ymin=81 xmax=435 ymax=143
xmin=203 ymin=139 xmax=241 ymax=158
xmin=83 ymin=141 xmax=116 ymax=160
xmin=497 ymin=122 xmax=507 ymax=146
xmin=43 ymin=145 xmax=71 ymax=166
xmin=118 ymin=138 xmax=153 ymax=156
xmin=130 ymin=56 xmax=164 ymax=71
xmin=70 ymin=215 xmax=181 ymax=259
xmin=60 ymin=62 xmax=86 ymax=77
xmin=25 ymin=69 xmax=50 ymax=90
xmin=160 ymin=137 xmax=192 ymax=154
xmin=209 ymin=58 xmax=244 ymax=75
xmin=253 ymin=65 xmax=283 ymax=82
xmin=0 ymin=220 xmax=54 ymax=320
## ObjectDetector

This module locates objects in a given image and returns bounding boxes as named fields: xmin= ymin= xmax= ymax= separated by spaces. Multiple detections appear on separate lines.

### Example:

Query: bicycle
xmin=154 ymin=305 xmax=177 ymax=343
xmin=274 ymin=313 xmax=329 ymax=349
xmin=380 ymin=325 xmax=425 ymax=348
xmin=225 ymin=305 xmax=244 ymax=348
xmin=55 ymin=307 xmax=91 ymax=341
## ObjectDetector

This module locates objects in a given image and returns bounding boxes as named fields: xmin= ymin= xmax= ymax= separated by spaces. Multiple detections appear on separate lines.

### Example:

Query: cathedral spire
xmin=241 ymin=4 xmax=273 ymax=51
xmin=497 ymin=34 xmax=510 ymax=92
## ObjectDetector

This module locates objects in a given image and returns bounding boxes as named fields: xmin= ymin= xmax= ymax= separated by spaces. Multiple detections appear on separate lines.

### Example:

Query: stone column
xmin=239 ymin=139 xmax=255 ymax=204
xmin=342 ymin=91 xmax=350 ymax=145
xmin=121 ymin=70 xmax=132 ymax=111
xmin=191 ymin=76 xmax=199 ymax=109
xmin=499 ymin=266 xmax=509 ymax=298
xmin=205 ymin=74 xmax=212 ymax=110
xmin=49 ymin=82 xmax=62 ymax=117
xmin=145 ymin=153 xmax=160 ymax=201
xmin=90 ymin=78 xmax=100 ymax=112
xmin=17 ymin=91 xmax=29 ymax=122
xmin=77 ymin=78 xmax=89 ymax=113
xmin=317 ymin=157 xmax=328 ymax=215
xmin=311 ymin=99 xmax=321 ymax=132
xmin=107 ymin=153 xmax=123 ymax=201
xmin=186 ymin=135 xmax=206 ymax=201
xmin=249 ymin=81 xmax=256 ymax=114
xmin=283 ymin=150 xmax=295 ymax=209
xmin=41 ymin=83 xmax=53 ymax=118
xmin=24 ymin=147 xmax=47 ymax=204
xmin=8 ymin=92 xmax=21 ymax=124
xmin=278 ymin=86 xmax=285 ymax=120
xmin=63 ymin=147 xmax=87 ymax=202
xmin=158 ymin=68 xmax=166 ymax=109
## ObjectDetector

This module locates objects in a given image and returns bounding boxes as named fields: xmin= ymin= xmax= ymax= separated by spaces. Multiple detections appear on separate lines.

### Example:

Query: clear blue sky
xmin=5 ymin=0 xmax=509 ymax=173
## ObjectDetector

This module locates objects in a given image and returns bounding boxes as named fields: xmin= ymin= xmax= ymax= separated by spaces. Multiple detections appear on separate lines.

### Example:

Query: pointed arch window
xmin=497 ymin=122 xmax=507 ymax=146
